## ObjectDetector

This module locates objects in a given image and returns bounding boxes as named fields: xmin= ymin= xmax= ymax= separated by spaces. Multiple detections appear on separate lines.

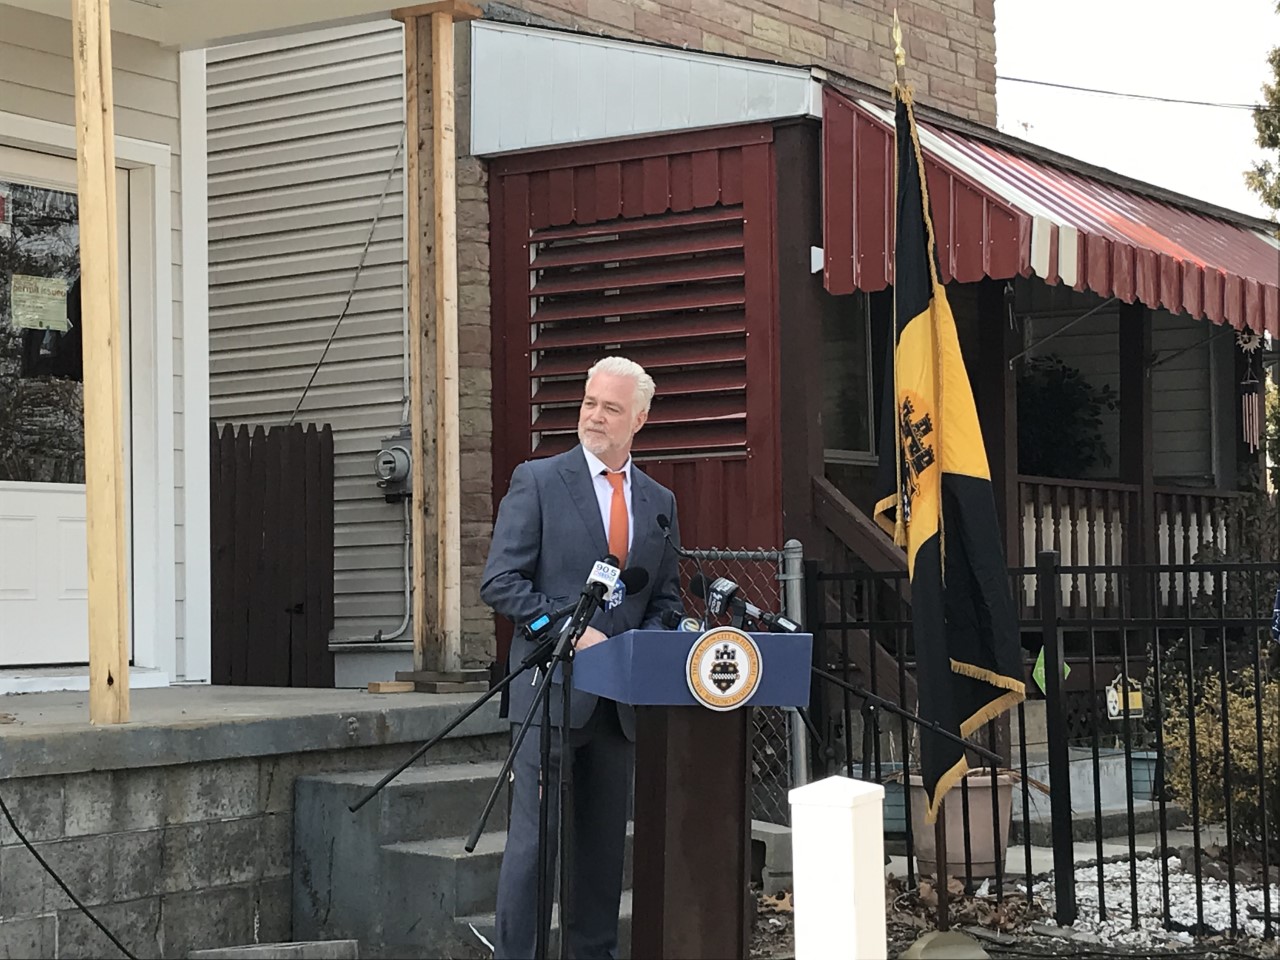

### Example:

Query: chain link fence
xmin=678 ymin=541 xmax=808 ymax=825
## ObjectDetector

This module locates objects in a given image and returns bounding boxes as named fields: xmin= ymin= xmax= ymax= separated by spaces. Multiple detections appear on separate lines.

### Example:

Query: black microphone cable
xmin=0 ymin=790 xmax=137 ymax=959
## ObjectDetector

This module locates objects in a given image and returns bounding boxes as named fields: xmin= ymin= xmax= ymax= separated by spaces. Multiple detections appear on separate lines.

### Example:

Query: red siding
xmin=490 ymin=126 xmax=782 ymax=551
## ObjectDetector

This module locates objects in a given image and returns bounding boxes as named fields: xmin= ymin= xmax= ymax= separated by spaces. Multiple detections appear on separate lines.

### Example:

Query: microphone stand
xmin=464 ymin=592 xmax=605 ymax=960
xmin=658 ymin=517 xmax=709 ymax=630
xmin=808 ymin=664 xmax=1003 ymax=765
xmin=727 ymin=608 xmax=999 ymax=765
xmin=347 ymin=625 xmax=568 ymax=815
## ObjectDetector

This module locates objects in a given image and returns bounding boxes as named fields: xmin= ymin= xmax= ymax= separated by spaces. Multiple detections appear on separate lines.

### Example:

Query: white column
xmin=789 ymin=775 xmax=887 ymax=960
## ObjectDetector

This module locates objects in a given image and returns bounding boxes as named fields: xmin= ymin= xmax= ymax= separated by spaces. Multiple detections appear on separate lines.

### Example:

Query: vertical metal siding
xmin=207 ymin=20 xmax=408 ymax=638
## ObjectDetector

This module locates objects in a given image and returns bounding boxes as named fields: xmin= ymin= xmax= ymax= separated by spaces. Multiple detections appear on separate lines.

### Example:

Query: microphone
xmin=612 ymin=566 xmax=650 ymax=607
xmin=689 ymin=573 xmax=801 ymax=633
xmin=657 ymin=513 xmax=710 ymax=630
xmin=659 ymin=609 xmax=703 ymax=632
xmin=561 ymin=555 xmax=622 ymax=642
xmin=520 ymin=600 xmax=579 ymax=644
xmin=656 ymin=514 xmax=697 ymax=559
xmin=691 ymin=574 xmax=739 ymax=619
xmin=521 ymin=565 xmax=649 ymax=644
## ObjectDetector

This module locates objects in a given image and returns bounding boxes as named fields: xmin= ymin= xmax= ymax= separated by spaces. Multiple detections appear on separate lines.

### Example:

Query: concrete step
xmin=189 ymin=943 xmax=358 ymax=960
xmin=294 ymin=760 xmax=508 ymax=950
xmin=455 ymin=889 xmax=634 ymax=960
xmin=297 ymin=760 xmax=508 ymax=846
xmin=383 ymin=824 xmax=635 ymax=921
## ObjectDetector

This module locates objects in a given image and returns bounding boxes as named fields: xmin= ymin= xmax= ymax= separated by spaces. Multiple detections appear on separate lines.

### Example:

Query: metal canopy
xmin=822 ymin=86 xmax=1280 ymax=338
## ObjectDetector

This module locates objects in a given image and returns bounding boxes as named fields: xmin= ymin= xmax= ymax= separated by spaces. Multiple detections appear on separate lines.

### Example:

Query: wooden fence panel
xmin=210 ymin=422 xmax=335 ymax=687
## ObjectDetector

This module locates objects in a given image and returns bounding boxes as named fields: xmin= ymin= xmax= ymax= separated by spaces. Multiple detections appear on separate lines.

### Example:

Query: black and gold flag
xmin=874 ymin=88 xmax=1025 ymax=824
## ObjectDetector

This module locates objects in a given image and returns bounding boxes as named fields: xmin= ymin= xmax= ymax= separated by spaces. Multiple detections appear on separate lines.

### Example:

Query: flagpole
xmin=894 ymin=10 xmax=950 ymax=930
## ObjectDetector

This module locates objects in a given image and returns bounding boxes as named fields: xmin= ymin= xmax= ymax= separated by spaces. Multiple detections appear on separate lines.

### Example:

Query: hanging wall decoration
xmin=1238 ymin=328 xmax=1264 ymax=453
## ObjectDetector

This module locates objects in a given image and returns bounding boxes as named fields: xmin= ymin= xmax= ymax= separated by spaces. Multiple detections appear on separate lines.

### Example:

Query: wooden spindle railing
xmin=1020 ymin=477 xmax=1242 ymax=614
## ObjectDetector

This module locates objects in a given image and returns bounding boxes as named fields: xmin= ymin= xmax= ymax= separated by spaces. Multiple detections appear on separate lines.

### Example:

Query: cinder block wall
xmin=0 ymin=738 xmax=498 ymax=958
xmin=424 ymin=1 xmax=998 ymax=668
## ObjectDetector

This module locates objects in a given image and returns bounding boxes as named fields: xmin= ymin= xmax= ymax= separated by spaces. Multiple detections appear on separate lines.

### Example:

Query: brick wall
xmin=415 ymin=0 xmax=997 ymax=667
xmin=486 ymin=0 xmax=998 ymax=124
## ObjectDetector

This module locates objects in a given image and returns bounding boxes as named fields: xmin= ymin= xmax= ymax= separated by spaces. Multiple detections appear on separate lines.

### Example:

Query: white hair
xmin=585 ymin=356 xmax=656 ymax=415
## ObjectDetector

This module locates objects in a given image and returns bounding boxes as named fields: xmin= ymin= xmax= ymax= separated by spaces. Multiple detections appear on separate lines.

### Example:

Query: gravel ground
xmin=1033 ymin=854 xmax=1280 ymax=945
xmin=750 ymin=852 xmax=1280 ymax=959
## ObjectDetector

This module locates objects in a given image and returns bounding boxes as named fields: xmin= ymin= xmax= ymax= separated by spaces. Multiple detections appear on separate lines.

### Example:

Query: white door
xmin=0 ymin=146 xmax=130 ymax=666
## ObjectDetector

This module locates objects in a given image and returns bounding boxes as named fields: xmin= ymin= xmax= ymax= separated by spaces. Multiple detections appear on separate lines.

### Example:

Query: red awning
xmin=822 ymin=86 xmax=1280 ymax=338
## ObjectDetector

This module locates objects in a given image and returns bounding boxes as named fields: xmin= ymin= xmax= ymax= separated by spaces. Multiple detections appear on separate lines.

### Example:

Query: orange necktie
xmin=605 ymin=471 xmax=628 ymax=567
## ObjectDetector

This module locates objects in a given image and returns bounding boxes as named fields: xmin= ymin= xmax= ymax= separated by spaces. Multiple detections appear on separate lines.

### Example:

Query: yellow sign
xmin=1106 ymin=676 xmax=1144 ymax=720
xmin=686 ymin=626 xmax=762 ymax=712
xmin=10 ymin=274 xmax=70 ymax=332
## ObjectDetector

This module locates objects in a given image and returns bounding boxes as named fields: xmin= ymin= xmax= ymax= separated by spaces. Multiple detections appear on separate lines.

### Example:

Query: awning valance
xmin=822 ymin=86 xmax=1280 ymax=338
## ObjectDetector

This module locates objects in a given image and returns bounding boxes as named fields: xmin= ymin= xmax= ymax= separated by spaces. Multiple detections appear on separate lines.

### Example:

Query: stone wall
xmin=0 ymin=721 xmax=503 ymax=958
xmin=418 ymin=1 xmax=998 ymax=667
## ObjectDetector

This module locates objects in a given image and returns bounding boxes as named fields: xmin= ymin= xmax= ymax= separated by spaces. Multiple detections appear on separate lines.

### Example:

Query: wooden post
xmin=401 ymin=12 xmax=429 ymax=674
xmin=977 ymin=278 xmax=1021 ymax=565
xmin=431 ymin=8 xmax=461 ymax=676
xmin=393 ymin=0 xmax=481 ymax=681
xmin=1119 ymin=302 xmax=1155 ymax=563
xmin=1119 ymin=301 xmax=1155 ymax=620
xmin=73 ymin=0 xmax=130 ymax=724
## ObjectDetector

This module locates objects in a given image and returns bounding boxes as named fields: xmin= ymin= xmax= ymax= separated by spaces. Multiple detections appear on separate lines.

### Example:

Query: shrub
xmin=1162 ymin=663 xmax=1280 ymax=860
xmin=1016 ymin=354 xmax=1117 ymax=479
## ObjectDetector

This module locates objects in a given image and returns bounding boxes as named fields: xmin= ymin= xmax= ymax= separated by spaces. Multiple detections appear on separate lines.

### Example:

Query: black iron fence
xmin=804 ymin=552 xmax=1280 ymax=938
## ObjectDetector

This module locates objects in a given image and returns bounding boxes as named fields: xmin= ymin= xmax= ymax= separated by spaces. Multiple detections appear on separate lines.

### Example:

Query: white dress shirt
xmin=582 ymin=446 xmax=634 ymax=557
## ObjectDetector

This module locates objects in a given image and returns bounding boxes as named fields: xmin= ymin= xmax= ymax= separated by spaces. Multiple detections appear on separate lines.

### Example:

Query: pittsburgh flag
xmin=873 ymin=83 xmax=1026 ymax=824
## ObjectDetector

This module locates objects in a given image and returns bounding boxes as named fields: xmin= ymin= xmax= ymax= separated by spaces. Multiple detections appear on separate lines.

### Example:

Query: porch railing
xmin=1018 ymin=477 xmax=1240 ymax=612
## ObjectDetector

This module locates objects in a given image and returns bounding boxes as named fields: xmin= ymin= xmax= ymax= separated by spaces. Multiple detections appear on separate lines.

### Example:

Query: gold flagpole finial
xmin=892 ymin=9 xmax=907 ymax=89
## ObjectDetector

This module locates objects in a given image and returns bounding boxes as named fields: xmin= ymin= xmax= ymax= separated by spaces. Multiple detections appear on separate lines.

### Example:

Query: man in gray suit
xmin=480 ymin=356 xmax=683 ymax=959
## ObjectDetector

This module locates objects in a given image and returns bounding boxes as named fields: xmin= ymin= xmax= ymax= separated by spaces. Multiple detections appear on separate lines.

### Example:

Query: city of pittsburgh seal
xmin=686 ymin=626 xmax=763 ymax=711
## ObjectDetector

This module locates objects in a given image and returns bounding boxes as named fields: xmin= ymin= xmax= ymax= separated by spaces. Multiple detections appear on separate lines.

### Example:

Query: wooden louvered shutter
xmin=526 ymin=207 xmax=749 ymax=458
xmin=491 ymin=127 xmax=781 ymax=550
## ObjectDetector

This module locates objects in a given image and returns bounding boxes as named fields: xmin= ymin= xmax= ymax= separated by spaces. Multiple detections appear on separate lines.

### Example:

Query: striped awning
xmin=822 ymin=86 xmax=1280 ymax=337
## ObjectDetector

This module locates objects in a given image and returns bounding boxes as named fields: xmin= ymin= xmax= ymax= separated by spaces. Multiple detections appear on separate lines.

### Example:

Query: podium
xmin=575 ymin=628 xmax=812 ymax=959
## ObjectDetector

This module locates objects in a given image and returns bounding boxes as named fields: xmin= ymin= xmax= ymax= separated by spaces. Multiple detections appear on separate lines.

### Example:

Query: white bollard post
xmin=789 ymin=775 xmax=887 ymax=960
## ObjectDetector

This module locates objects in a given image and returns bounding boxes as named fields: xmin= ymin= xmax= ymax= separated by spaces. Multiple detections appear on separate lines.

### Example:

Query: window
xmin=823 ymin=291 xmax=877 ymax=461
xmin=0 ymin=177 xmax=84 ymax=484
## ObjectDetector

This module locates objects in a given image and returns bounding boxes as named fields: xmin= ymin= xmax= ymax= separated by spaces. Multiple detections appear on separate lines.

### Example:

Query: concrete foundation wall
xmin=0 ymin=689 xmax=505 ymax=958
xmin=0 ymin=740 xmax=496 ymax=958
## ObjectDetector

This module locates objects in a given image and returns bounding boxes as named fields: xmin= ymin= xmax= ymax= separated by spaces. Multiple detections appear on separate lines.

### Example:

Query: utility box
xmin=374 ymin=426 xmax=412 ymax=503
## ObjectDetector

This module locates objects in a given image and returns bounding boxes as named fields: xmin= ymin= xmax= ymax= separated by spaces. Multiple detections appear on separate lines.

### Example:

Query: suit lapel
xmin=628 ymin=466 xmax=658 ymax=572
xmin=558 ymin=447 xmax=609 ymax=558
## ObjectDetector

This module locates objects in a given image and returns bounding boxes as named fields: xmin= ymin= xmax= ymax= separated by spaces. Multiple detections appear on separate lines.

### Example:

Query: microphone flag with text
xmin=562 ymin=555 xmax=621 ymax=641
xmin=688 ymin=574 xmax=800 ymax=633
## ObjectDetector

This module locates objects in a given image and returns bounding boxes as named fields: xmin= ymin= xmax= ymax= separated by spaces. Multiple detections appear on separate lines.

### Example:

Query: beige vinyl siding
xmin=0 ymin=6 xmax=187 ymax=662
xmin=1024 ymin=289 xmax=1224 ymax=485
xmin=207 ymin=20 xmax=409 ymax=639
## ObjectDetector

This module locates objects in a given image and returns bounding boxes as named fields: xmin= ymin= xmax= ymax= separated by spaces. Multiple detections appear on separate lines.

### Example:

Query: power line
xmin=998 ymin=75 xmax=1274 ymax=111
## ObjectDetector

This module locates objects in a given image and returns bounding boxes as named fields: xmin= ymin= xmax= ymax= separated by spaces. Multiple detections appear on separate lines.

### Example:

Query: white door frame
xmin=0 ymin=110 xmax=176 ymax=678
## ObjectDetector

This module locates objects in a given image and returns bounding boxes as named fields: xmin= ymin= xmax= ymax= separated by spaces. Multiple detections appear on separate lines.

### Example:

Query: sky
xmin=993 ymin=0 xmax=1277 ymax=222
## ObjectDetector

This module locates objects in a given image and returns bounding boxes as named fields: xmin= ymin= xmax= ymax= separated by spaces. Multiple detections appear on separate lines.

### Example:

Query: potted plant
xmin=907 ymin=769 xmax=1015 ymax=880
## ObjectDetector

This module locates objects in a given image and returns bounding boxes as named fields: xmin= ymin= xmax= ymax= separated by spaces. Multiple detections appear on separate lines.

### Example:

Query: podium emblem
xmin=686 ymin=627 xmax=762 ymax=711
